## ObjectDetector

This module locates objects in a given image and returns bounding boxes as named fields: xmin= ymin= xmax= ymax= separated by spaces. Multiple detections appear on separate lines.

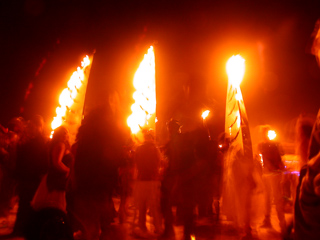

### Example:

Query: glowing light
xmin=50 ymin=55 xmax=91 ymax=138
xmin=268 ymin=130 xmax=276 ymax=140
xmin=236 ymin=111 xmax=241 ymax=128
xmin=219 ymin=144 xmax=223 ymax=148
xmin=127 ymin=46 xmax=156 ymax=134
xmin=191 ymin=235 xmax=196 ymax=240
xmin=202 ymin=110 xmax=210 ymax=120
xmin=226 ymin=55 xmax=245 ymax=87
xmin=259 ymin=153 xmax=264 ymax=167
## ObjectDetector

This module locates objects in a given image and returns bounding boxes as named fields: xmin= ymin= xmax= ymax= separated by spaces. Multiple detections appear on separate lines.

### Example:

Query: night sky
xmin=1 ymin=0 xmax=320 ymax=143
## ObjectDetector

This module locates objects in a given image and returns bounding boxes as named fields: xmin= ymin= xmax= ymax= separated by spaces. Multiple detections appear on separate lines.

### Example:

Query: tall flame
xmin=127 ymin=46 xmax=156 ymax=134
xmin=225 ymin=54 xmax=252 ymax=159
xmin=50 ymin=55 xmax=91 ymax=139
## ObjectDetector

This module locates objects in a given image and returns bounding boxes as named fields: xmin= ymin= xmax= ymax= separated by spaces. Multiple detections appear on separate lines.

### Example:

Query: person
xmin=133 ymin=129 xmax=162 ymax=237
xmin=28 ymin=125 xmax=74 ymax=240
xmin=258 ymin=125 xmax=286 ymax=234
xmin=13 ymin=115 xmax=48 ymax=237
xmin=0 ymin=118 xmax=24 ymax=223
xmin=293 ymin=111 xmax=320 ymax=240
xmin=70 ymin=107 xmax=126 ymax=240
xmin=161 ymin=119 xmax=199 ymax=240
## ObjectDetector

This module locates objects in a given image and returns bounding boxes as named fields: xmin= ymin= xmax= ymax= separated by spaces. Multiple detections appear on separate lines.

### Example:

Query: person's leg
xmin=261 ymin=175 xmax=272 ymax=227
xmin=272 ymin=174 xmax=286 ymax=232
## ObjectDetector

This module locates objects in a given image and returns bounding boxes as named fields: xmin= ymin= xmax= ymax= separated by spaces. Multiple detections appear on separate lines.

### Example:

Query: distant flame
xmin=191 ymin=235 xmax=196 ymax=240
xmin=127 ymin=46 xmax=156 ymax=134
xmin=50 ymin=55 xmax=91 ymax=138
xmin=268 ymin=130 xmax=276 ymax=140
xmin=259 ymin=153 xmax=264 ymax=167
xmin=226 ymin=55 xmax=245 ymax=87
xmin=202 ymin=110 xmax=210 ymax=120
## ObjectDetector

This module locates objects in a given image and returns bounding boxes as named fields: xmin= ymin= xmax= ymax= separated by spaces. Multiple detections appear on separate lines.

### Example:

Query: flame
xmin=259 ymin=153 xmax=264 ymax=167
xmin=202 ymin=110 xmax=210 ymax=120
xmin=268 ymin=130 xmax=276 ymax=140
xmin=127 ymin=46 xmax=156 ymax=134
xmin=191 ymin=235 xmax=196 ymax=240
xmin=226 ymin=55 xmax=245 ymax=87
xmin=50 ymin=55 xmax=91 ymax=138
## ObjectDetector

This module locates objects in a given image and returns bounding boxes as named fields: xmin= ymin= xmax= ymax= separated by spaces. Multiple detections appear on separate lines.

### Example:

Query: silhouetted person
xmin=133 ymin=129 xmax=162 ymax=237
xmin=13 ymin=115 xmax=48 ymax=237
xmin=161 ymin=119 xmax=199 ymax=240
xmin=258 ymin=125 xmax=286 ymax=234
xmin=70 ymin=107 xmax=126 ymax=240
xmin=28 ymin=126 xmax=74 ymax=240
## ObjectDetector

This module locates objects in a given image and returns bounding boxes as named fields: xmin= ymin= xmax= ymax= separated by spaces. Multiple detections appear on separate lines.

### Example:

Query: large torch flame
xmin=50 ymin=55 xmax=91 ymax=138
xmin=226 ymin=55 xmax=245 ymax=88
xmin=127 ymin=46 xmax=156 ymax=134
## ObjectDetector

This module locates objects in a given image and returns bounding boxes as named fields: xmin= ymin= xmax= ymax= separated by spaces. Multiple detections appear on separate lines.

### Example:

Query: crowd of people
xmin=0 ymin=105 xmax=319 ymax=240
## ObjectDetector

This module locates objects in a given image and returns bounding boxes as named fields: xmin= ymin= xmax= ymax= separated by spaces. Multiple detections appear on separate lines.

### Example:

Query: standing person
xmin=161 ymin=119 xmax=199 ymax=240
xmin=12 ymin=115 xmax=48 ymax=237
xmin=29 ymin=125 xmax=74 ymax=240
xmin=133 ymin=129 xmax=162 ymax=237
xmin=258 ymin=125 xmax=286 ymax=234
xmin=70 ymin=107 xmax=126 ymax=240
xmin=293 ymin=111 xmax=320 ymax=240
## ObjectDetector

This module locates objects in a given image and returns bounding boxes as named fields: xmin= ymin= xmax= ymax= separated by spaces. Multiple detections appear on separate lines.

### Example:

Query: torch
xmin=225 ymin=55 xmax=253 ymax=161
xmin=202 ymin=110 xmax=211 ymax=140
xmin=50 ymin=54 xmax=94 ymax=145
xmin=127 ymin=46 xmax=156 ymax=142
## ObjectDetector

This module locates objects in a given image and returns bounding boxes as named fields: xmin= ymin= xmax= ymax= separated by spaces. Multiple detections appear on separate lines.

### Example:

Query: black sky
xmin=1 ymin=0 xmax=320 ymax=142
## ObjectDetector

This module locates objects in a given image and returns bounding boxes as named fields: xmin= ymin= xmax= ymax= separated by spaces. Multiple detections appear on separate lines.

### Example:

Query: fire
xmin=127 ymin=46 xmax=156 ymax=134
xmin=191 ymin=235 xmax=196 ymax=240
xmin=268 ymin=130 xmax=276 ymax=140
xmin=50 ymin=55 xmax=91 ymax=138
xmin=226 ymin=55 xmax=245 ymax=87
xmin=202 ymin=110 xmax=210 ymax=120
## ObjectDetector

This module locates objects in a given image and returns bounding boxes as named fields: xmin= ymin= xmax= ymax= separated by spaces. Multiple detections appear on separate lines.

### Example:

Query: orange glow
xmin=259 ymin=153 xmax=264 ymax=167
xmin=226 ymin=55 xmax=245 ymax=87
xmin=127 ymin=46 xmax=156 ymax=134
xmin=191 ymin=235 xmax=196 ymax=240
xmin=50 ymin=55 xmax=91 ymax=138
xmin=202 ymin=110 xmax=210 ymax=120
xmin=268 ymin=130 xmax=276 ymax=140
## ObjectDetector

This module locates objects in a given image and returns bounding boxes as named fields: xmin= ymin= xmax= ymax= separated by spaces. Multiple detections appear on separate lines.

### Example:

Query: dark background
xmin=1 ymin=0 xmax=320 ymax=144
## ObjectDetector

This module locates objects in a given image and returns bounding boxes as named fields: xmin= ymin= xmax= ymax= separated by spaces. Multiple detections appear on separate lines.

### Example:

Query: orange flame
xmin=50 ymin=55 xmax=91 ymax=138
xmin=226 ymin=55 xmax=245 ymax=88
xmin=268 ymin=130 xmax=276 ymax=140
xmin=202 ymin=110 xmax=210 ymax=120
xmin=127 ymin=46 xmax=156 ymax=134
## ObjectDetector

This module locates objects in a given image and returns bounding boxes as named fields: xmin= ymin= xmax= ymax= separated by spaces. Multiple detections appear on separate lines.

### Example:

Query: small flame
xmin=219 ymin=144 xmax=223 ymax=148
xmin=50 ymin=55 xmax=91 ymax=138
xmin=127 ymin=46 xmax=156 ymax=134
xmin=259 ymin=153 xmax=264 ymax=167
xmin=226 ymin=55 xmax=245 ymax=87
xmin=191 ymin=235 xmax=196 ymax=240
xmin=202 ymin=110 xmax=210 ymax=120
xmin=268 ymin=130 xmax=276 ymax=140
